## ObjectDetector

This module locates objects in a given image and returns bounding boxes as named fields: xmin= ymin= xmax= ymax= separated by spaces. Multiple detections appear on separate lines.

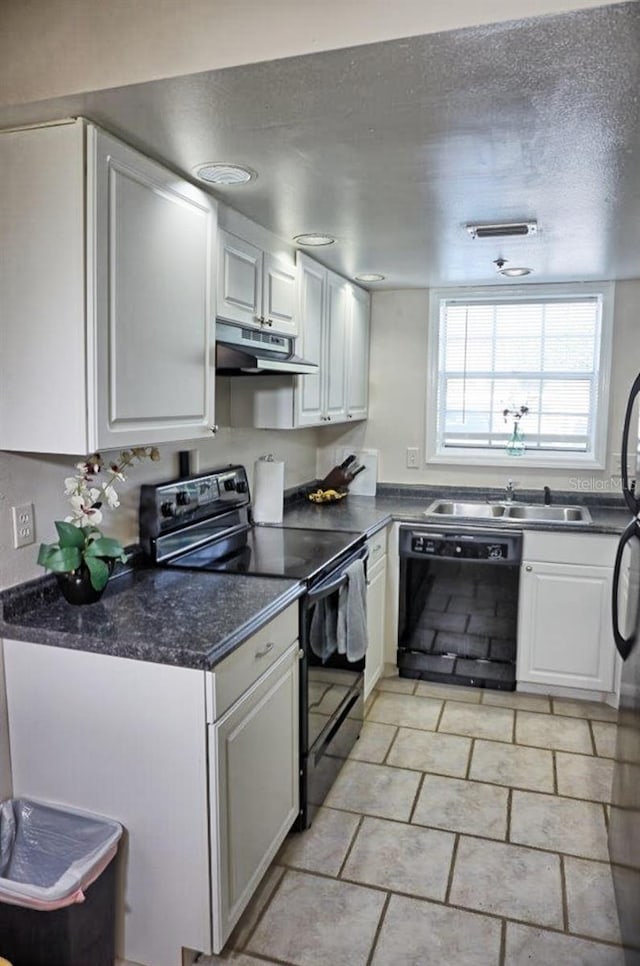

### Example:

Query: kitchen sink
xmin=424 ymin=499 xmax=592 ymax=524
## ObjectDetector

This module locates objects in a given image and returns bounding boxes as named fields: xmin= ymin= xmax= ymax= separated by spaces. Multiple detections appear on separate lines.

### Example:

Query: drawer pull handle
xmin=525 ymin=565 xmax=533 ymax=572
xmin=256 ymin=642 xmax=275 ymax=658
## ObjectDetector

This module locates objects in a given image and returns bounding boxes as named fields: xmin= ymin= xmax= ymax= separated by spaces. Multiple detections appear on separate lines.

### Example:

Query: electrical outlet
xmin=406 ymin=447 xmax=419 ymax=469
xmin=12 ymin=502 xmax=35 ymax=549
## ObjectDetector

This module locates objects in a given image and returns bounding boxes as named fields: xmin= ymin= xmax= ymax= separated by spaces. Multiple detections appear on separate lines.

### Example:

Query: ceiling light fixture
xmin=494 ymin=258 xmax=532 ymax=278
xmin=466 ymin=221 xmax=537 ymax=239
xmin=354 ymin=273 xmax=385 ymax=283
xmin=193 ymin=163 xmax=257 ymax=185
xmin=293 ymin=233 xmax=336 ymax=247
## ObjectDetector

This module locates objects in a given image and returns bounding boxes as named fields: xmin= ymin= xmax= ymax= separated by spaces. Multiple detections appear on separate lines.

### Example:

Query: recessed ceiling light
xmin=499 ymin=266 xmax=533 ymax=277
xmin=466 ymin=221 xmax=537 ymax=239
xmin=193 ymin=163 xmax=257 ymax=185
xmin=293 ymin=233 xmax=336 ymax=247
xmin=494 ymin=258 xmax=532 ymax=278
xmin=354 ymin=273 xmax=385 ymax=282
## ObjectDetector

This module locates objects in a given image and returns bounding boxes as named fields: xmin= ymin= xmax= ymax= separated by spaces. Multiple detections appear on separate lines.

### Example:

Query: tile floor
xmin=200 ymin=675 xmax=625 ymax=966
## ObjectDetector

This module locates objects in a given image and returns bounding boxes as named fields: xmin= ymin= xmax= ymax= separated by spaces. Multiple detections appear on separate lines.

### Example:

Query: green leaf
xmin=84 ymin=555 xmax=110 ymax=591
xmin=37 ymin=544 xmax=82 ymax=573
xmin=85 ymin=537 xmax=126 ymax=560
xmin=55 ymin=521 xmax=86 ymax=549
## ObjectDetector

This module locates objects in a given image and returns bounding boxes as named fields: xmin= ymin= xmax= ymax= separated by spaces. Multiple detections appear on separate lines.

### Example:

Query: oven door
xmin=296 ymin=543 xmax=367 ymax=830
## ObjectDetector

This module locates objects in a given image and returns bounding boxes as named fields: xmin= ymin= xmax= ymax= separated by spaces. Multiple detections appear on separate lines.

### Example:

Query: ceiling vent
xmin=465 ymin=221 xmax=538 ymax=239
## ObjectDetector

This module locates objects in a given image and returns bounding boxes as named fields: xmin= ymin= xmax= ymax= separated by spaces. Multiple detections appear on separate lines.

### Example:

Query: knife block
xmin=319 ymin=466 xmax=353 ymax=491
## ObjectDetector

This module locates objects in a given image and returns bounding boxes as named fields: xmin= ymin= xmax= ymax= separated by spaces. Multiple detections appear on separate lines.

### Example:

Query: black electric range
xmin=139 ymin=465 xmax=367 ymax=829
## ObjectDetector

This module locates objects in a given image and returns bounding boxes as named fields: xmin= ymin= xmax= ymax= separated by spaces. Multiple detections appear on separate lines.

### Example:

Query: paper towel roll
xmin=253 ymin=455 xmax=284 ymax=524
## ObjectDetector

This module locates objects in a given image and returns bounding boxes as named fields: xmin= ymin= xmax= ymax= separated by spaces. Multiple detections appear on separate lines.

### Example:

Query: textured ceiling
xmin=1 ymin=2 xmax=639 ymax=289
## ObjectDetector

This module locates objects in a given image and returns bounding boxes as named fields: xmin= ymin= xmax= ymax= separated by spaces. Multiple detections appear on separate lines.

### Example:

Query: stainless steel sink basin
xmin=425 ymin=501 xmax=506 ymax=518
xmin=502 ymin=504 xmax=592 ymax=523
xmin=424 ymin=499 xmax=592 ymax=524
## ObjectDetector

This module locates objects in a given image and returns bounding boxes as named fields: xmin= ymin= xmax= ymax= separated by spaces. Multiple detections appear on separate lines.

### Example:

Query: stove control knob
xmin=236 ymin=480 xmax=247 ymax=493
xmin=224 ymin=479 xmax=236 ymax=492
xmin=160 ymin=501 xmax=174 ymax=518
xmin=176 ymin=491 xmax=191 ymax=506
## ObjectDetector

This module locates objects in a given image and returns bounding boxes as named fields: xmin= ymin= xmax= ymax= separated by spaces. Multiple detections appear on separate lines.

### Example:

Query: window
xmin=426 ymin=283 xmax=614 ymax=468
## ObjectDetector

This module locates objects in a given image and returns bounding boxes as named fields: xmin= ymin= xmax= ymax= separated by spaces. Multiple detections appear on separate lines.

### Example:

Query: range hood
xmin=215 ymin=322 xmax=318 ymax=375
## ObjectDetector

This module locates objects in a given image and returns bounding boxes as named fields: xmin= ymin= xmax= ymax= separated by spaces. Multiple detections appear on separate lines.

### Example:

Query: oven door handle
xmin=307 ymin=546 xmax=369 ymax=603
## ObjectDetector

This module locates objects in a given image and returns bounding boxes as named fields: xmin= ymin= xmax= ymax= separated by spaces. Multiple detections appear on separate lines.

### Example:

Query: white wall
xmin=318 ymin=279 xmax=640 ymax=493
xmin=0 ymin=387 xmax=319 ymax=593
xmin=0 ymin=0 xmax=612 ymax=108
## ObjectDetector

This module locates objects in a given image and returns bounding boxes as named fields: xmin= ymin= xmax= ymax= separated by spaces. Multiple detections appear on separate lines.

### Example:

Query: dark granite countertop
xmin=1 ymin=483 xmax=630 ymax=672
xmin=0 ymin=568 xmax=303 ymax=671
xmin=281 ymin=486 xmax=633 ymax=537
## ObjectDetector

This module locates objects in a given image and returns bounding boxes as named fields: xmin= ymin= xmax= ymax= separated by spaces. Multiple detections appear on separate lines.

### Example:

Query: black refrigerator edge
xmin=609 ymin=371 xmax=640 ymax=964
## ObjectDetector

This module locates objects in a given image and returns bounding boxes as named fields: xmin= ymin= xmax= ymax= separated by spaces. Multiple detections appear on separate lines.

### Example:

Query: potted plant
xmin=38 ymin=447 xmax=160 ymax=604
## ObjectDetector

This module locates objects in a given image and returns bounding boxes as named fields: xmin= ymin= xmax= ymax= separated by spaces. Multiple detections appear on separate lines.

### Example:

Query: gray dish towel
xmin=337 ymin=558 xmax=368 ymax=662
xmin=309 ymin=593 xmax=339 ymax=661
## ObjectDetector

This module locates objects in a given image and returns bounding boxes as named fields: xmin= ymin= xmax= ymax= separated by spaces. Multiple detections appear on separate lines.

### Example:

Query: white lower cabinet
xmin=3 ymin=603 xmax=299 ymax=966
xmin=210 ymin=642 xmax=299 ymax=951
xmin=365 ymin=530 xmax=388 ymax=699
xmin=516 ymin=531 xmax=618 ymax=696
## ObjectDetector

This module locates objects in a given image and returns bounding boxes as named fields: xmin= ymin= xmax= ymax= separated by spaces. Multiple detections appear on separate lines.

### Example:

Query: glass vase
xmin=506 ymin=422 xmax=525 ymax=457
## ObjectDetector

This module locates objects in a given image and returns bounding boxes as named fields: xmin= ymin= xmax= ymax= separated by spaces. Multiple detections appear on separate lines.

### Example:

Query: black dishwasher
xmin=397 ymin=526 xmax=522 ymax=691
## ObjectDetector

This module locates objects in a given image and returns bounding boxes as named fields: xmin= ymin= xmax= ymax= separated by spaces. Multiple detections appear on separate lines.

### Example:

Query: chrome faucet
xmin=543 ymin=485 xmax=552 ymax=505
xmin=505 ymin=478 xmax=516 ymax=503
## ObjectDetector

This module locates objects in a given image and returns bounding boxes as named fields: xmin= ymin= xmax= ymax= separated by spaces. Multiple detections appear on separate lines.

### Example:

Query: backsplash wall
xmin=0 ymin=378 xmax=319 ymax=592
xmin=318 ymin=279 xmax=640 ymax=498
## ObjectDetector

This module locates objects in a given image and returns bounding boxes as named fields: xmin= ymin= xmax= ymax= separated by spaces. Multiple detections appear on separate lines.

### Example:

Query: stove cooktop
xmin=167 ymin=525 xmax=363 ymax=581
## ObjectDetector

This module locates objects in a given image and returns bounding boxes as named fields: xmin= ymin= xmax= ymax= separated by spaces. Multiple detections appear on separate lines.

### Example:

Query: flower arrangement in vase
xmin=38 ymin=447 xmax=160 ymax=604
xmin=502 ymin=405 xmax=529 ymax=457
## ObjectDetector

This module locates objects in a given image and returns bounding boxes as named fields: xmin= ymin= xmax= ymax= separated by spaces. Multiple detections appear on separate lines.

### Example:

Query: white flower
xmin=67 ymin=503 xmax=103 ymax=527
xmin=64 ymin=477 xmax=80 ymax=496
xmin=103 ymin=485 xmax=120 ymax=508
xmin=88 ymin=487 xmax=101 ymax=504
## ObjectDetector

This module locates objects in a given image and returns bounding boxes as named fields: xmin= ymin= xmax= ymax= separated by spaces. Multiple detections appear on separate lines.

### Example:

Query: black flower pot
xmin=55 ymin=563 xmax=113 ymax=606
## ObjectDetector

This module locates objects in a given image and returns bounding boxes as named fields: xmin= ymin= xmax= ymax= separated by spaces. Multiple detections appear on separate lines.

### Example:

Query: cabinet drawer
xmin=522 ymin=530 xmax=617 ymax=567
xmin=211 ymin=604 xmax=298 ymax=720
xmin=367 ymin=529 xmax=388 ymax=567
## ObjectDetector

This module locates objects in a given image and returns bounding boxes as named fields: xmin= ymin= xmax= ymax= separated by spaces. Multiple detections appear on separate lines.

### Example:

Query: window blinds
xmin=437 ymin=296 xmax=602 ymax=453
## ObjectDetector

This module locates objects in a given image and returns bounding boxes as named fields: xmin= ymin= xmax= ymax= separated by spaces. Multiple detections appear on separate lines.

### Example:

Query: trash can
xmin=0 ymin=798 xmax=122 ymax=966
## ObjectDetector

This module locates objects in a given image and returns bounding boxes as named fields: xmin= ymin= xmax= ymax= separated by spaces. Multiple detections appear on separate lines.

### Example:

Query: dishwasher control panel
xmin=400 ymin=527 xmax=522 ymax=564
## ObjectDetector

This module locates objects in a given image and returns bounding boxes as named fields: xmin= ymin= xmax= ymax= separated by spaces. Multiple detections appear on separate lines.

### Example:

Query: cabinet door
xmin=91 ymin=126 xmax=216 ymax=449
xmin=217 ymin=229 xmax=263 ymax=329
xmin=517 ymin=561 xmax=616 ymax=692
xmin=263 ymin=252 xmax=297 ymax=337
xmin=346 ymin=284 xmax=370 ymax=422
xmin=324 ymin=272 xmax=348 ymax=423
xmin=0 ymin=121 xmax=88 ymax=454
xmin=365 ymin=554 xmax=387 ymax=698
xmin=210 ymin=642 xmax=299 ymax=952
xmin=295 ymin=253 xmax=326 ymax=427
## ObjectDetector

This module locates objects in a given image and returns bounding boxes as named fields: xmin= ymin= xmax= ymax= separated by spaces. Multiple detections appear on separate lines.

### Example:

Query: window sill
xmin=426 ymin=452 xmax=606 ymax=471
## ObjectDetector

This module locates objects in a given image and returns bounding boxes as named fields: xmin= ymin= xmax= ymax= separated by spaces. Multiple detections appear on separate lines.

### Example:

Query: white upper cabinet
xmin=230 ymin=253 xmax=370 ymax=430
xmin=217 ymin=229 xmax=297 ymax=337
xmin=346 ymin=284 xmax=371 ymax=421
xmin=0 ymin=119 xmax=216 ymax=454
xmin=295 ymin=254 xmax=326 ymax=426
xmin=323 ymin=272 xmax=349 ymax=423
